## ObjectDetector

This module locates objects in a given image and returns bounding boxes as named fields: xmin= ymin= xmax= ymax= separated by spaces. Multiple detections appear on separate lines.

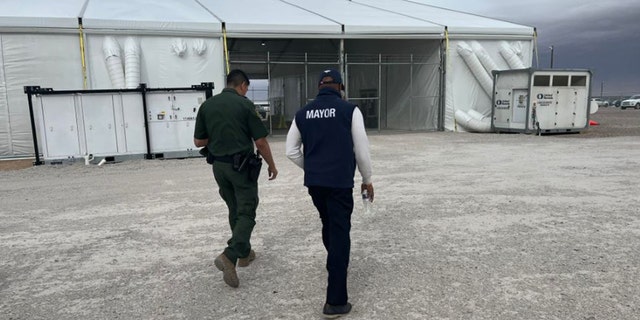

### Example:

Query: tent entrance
xmin=229 ymin=39 xmax=442 ymax=134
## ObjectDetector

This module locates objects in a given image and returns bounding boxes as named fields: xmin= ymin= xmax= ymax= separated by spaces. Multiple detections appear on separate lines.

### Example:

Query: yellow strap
xmin=223 ymin=24 xmax=230 ymax=75
xmin=445 ymin=27 xmax=449 ymax=54
xmin=78 ymin=22 xmax=88 ymax=89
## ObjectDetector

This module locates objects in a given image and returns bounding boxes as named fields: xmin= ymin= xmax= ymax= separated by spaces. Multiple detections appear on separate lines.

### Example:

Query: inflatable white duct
xmin=103 ymin=37 xmax=125 ymax=89
xmin=124 ymin=37 xmax=140 ymax=89
xmin=471 ymin=41 xmax=499 ymax=77
xmin=192 ymin=39 xmax=207 ymax=56
xmin=457 ymin=42 xmax=493 ymax=97
xmin=171 ymin=38 xmax=187 ymax=57
xmin=590 ymin=101 xmax=599 ymax=114
xmin=454 ymin=109 xmax=492 ymax=132
xmin=499 ymin=41 xmax=525 ymax=69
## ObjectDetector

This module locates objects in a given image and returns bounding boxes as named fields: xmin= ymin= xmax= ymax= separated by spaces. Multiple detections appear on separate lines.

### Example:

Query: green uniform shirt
xmin=194 ymin=88 xmax=268 ymax=156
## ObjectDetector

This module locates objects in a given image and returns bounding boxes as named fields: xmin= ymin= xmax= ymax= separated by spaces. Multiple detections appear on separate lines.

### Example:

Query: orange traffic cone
xmin=589 ymin=120 xmax=599 ymax=126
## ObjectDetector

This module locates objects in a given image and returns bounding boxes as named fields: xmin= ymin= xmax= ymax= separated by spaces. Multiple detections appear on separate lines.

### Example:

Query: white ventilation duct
xmin=124 ymin=37 xmax=140 ymax=89
xmin=457 ymin=42 xmax=493 ymax=97
xmin=590 ymin=100 xmax=599 ymax=114
xmin=103 ymin=37 xmax=125 ymax=89
xmin=471 ymin=41 xmax=499 ymax=77
xmin=192 ymin=39 xmax=207 ymax=56
xmin=171 ymin=38 xmax=187 ymax=57
xmin=500 ymin=41 xmax=525 ymax=69
xmin=454 ymin=109 xmax=492 ymax=132
xmin=510 ymin=41 xmax=523 ymax=57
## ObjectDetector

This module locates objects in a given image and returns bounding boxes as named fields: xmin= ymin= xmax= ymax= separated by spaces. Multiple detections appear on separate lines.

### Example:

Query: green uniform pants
xmin=212 ymin=161 xmax=258 ymax=264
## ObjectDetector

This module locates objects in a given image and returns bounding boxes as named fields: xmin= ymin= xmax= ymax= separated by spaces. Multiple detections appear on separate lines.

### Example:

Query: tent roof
xmin=198 ymin=0 xmax=342 ymax=36
xmin=81 ymin=0 xmax=221 ymax=34
xmin=0 ymin=0 xmax=534 ymax=37
xmin=357 ymin=0 xmax=534 ymax=36
xmin=0 ymin=0 xmax=85 ymax=29
xmin=284 ymin=0 xmax=443 ymax=36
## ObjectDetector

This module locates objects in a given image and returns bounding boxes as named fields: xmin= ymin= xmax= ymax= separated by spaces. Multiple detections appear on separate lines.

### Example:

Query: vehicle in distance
xmin=591 ymin=97 xmax=609 ymax=107
xmin=620 ymin=95 xmax=640 ymax=110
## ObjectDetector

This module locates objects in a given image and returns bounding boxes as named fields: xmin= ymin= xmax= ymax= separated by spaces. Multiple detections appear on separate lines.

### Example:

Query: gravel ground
xmin=1 ymin=107 xmax=639 ymax=320
xmin=563 ymin=106 xmax=640 ymax=138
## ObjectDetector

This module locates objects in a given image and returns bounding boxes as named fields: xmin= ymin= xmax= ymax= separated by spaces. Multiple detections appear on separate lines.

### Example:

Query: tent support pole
xmin=139 ymin=83 xmax=152 ymax=159
xmin=24 ymin=86 xmax=43 ymax=166
xmin=267 ymin=51 xmax=272 ymax=135
xmin=78 ymin=18 xmax=88 ymax=89
xmin=304 ymin=53 xmax=308 ymax=102
xmin=444 ymin=27 xmax=455 ymax=132
xmin=222 ymin=23 xmax=230 ymax=75
xmin=339 ymin=39 xmax=345 ymax=80
xmin=438 ymin=40 xmax=446 ymax=132
xmin=533 ymin=27 xmax=539 ymax=68
xmin=378 ymin=53 xmax=382 ymax=132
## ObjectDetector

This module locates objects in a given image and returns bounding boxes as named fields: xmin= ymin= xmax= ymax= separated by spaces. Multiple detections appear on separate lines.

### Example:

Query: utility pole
xmin=600 ymin=81 xmax=604 ymax=98
xmin=549 ymin=45 xmax=554 ymax=68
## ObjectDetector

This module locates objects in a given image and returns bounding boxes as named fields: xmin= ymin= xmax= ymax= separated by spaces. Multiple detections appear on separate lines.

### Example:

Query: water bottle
xmin=362 ymin=190 xmax=372 ymax=215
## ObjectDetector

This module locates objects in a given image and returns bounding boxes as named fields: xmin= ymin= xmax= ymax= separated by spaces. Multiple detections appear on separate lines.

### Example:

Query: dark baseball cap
xmin=318 ymin=69 xmax=343 ymax=85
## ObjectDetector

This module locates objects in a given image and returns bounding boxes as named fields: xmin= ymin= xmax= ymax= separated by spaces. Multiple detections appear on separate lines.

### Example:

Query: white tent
xmin=0 ymin=0 xmax=535 ymax=158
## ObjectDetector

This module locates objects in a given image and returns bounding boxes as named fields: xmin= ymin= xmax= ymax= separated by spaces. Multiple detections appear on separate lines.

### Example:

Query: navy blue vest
xmin=295 ymin=88 xmax=357 ymax=188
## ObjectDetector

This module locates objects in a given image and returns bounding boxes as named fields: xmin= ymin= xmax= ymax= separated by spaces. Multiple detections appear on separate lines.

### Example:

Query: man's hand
xmin=268 ymin=166 xmax=278 ymax=180
xmin=361 ymin=183 xmax=374 ymax=202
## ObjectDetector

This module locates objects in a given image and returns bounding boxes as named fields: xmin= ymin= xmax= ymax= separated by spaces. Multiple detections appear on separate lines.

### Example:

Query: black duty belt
xmin=212 ymin=155 xmax=234 ymax=163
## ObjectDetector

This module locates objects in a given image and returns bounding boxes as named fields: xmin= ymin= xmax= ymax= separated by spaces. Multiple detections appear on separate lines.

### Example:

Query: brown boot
xmin=214 ymin=253 xmax=239 ymax=288
xmin=237 ymin=250 xmax=256 ymax=268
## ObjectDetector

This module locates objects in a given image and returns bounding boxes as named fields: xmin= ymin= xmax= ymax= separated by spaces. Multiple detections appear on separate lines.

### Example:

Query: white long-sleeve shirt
xmin=285 ymin=107 xmax=372 ymax=185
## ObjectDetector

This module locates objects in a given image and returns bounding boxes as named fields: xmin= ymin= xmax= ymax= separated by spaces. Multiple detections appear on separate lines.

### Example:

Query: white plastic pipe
xmin=457 ymin=42 xmax=493 ymax=97
xmin=103 ymin=37 xmax=125 ymax=89
xmin=454 ymin=109 xmax=492 ymax=132
xmin=124 ymin=37 xmax=140 ymax=89
xmin=499 ymin=41 xmax=525 ymax=69
xmin=471 ymin=41 xmax=499 ymax=77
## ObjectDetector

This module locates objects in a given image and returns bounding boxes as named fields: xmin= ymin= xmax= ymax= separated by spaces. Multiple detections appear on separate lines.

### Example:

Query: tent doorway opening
xmin=229 ymin=38 xmax=442 ymax=135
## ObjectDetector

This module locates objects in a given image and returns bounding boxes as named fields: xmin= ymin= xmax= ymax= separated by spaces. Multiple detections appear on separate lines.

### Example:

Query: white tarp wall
xmin=84 ymin=35 xmax=224 ymax=89
xmin=81 ymin=0 xmax=225 ymax=89
xmin=0 ymin=0 xmax=225 ymax=158
xmin=445 ymin=39 xmax=534 ymax=131
xmin=0 ymin=33 xmax=85 ymax=156
xmin=357 ymin=0 xmax=535 ymax=132
xmin=0 ymin=0 xmax=87 ymax=157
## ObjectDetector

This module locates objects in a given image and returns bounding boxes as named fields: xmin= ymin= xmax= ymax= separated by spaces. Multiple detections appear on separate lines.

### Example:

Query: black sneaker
xmin=322 ymin=302 xmax=352 ymax=318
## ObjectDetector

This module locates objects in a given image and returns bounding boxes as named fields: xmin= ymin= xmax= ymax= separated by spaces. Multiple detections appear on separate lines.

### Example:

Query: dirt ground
xmin=0 ymin=159 xmax=33 ymax=171
xmin=1 ymin=107 xmax=639 ymax=319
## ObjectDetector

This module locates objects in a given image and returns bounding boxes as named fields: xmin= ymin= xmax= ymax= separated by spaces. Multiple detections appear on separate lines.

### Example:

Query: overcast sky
xmin=419 ymin=0 xmax=640 ymax=97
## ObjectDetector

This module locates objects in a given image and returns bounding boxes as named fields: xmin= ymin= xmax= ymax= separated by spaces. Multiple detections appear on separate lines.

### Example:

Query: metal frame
xmin=24 ymin=82 xmax=214 ymax=165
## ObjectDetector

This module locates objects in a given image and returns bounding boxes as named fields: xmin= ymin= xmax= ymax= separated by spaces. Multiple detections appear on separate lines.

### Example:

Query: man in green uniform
xmin=194 ymin=69 xmax=278 ymax=288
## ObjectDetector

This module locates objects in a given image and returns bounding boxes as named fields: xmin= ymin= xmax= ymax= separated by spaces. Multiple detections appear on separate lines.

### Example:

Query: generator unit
xmin=491 ymin=68 xmax=592 ymax=134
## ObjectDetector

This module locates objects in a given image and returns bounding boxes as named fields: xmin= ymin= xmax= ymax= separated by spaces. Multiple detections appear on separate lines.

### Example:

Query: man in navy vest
xmin=286 ymin=69 xmax=374 ymax=318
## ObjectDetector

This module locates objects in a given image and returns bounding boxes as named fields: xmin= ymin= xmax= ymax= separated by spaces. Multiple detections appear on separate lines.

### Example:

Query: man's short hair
xmin=227 ymin=69 xmax=250 ymax=87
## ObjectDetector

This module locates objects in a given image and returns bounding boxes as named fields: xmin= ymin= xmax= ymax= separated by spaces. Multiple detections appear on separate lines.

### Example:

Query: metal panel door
xmin=80 ymin=95 xmax=118 ymax=155
xmin=511 ymin=89 xmax=529 ymax=129
xmin=40 ymin=96 xmax=80 ymax=158
xmin=119 ymin=94 xmax=146 ymax=153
